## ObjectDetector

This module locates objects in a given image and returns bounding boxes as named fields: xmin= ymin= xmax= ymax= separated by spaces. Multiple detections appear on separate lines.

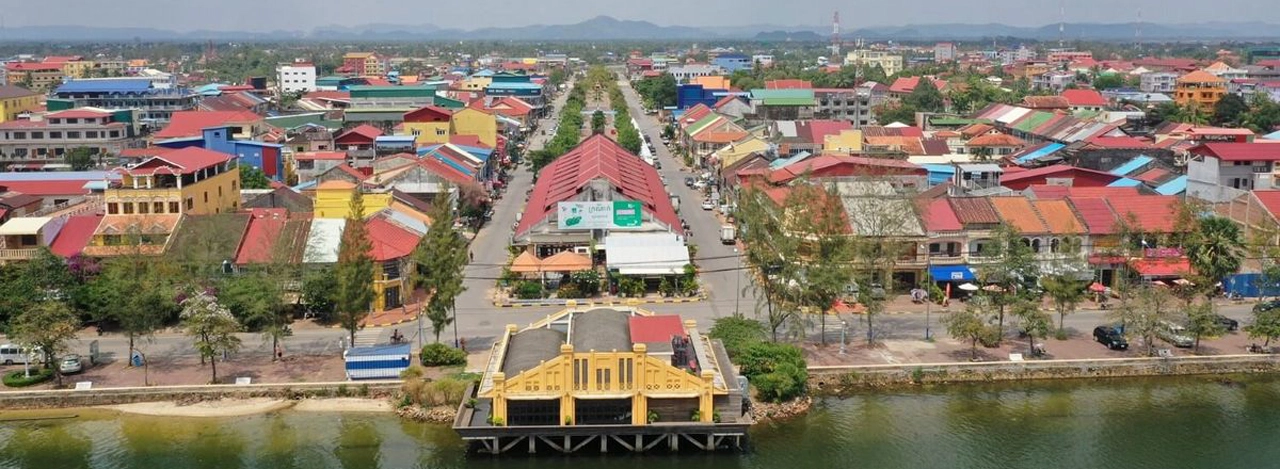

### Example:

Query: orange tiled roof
xmin=990 ymin=197 xmax=1049 ymax=234
xmin=1032 ymin=199 xmax=1085 ymax=235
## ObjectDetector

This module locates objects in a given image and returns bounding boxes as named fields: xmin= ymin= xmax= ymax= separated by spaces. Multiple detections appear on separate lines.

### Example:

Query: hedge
xmin=420 ymin=343 xmax=467 ymax=367
xmin=3 ymin=368 xmax=54 ymax=388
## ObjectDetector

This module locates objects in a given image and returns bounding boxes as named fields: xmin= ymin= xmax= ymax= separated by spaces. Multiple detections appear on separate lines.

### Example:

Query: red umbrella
xmin=1088 ymin=282 xmax=1107 ymax=293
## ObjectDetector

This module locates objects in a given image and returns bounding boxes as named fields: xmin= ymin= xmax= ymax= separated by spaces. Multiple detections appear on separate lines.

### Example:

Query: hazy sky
xmin=2 ymin=0 xmax=1274 ymax=31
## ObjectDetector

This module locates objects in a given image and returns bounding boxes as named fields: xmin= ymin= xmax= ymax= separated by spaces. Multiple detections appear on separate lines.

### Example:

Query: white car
xmin=59 ymin=354 xmax=83 ymax=374
xmin=692 ymin=180 xmax=707 ymax=190
xmin=701 ymin=200 xmax=716 ymax=210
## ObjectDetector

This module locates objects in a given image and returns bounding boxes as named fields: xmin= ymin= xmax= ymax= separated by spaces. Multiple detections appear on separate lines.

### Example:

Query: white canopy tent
xmin=602 ymin=233 xmax=690 ymax=276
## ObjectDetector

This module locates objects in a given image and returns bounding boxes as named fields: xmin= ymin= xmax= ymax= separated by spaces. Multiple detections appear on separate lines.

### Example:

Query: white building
xmin=752 ymin=55 xmax=775 ymax=67
xmin=934 ymin=43 xmax=956 ymax=63
xmin=277 ymin=62 xmax=317 ymax=94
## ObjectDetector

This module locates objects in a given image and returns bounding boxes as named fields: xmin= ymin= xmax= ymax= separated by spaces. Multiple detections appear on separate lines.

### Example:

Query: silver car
xmin=59 ymin=354 xmax=83 ymax=374
xmin=1157 ymin=321 xmax=1194 ymax=348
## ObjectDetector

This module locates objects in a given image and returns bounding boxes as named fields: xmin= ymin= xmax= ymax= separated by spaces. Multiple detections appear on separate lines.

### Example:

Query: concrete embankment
xmin=807 ymin=354 xmax=1280 ymax=392
xmin=0 ymin=381 xmax=402 ymax=410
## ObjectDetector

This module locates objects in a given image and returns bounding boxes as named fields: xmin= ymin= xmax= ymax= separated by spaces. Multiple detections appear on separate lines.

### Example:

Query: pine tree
xmin=413 ymin=189 xmax=469 ymax=346
xmin=334 ymin=189 xmax=375 ymax=348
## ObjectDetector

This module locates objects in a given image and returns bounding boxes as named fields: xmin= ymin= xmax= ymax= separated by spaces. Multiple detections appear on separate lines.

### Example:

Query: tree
xmin=77 ymin=256 xmax=173 ymax=361
xmin=219 ymin=271 xmax=289 ymax=359
xmin=977 ymin=225 xmax=1041 ymax=340
xmin=412 ymin=187 xmax=469 ymax=347
xmin=1091 ymin=73 xmax=1126 ymax=90
xmin=301 ymin=268 xmax=338 ymax=321
xmin=736 ymin=186 xmax=801 ymax=341
xmin=1246 ymin=303 xmax=1280 ymax=348
xmin=1188 ymin=216 xmax=1244 ymax=291
xmin=1184 ymin=302 xmax=1225 ymax=354
xmin=944 ymin=304 xmax=990 ymax=361
xmin=590 ymin=110 xmax=606 ymax=135
xmin=1212 ymin=93 xmax=1249 ymax=127
xmin=11 ymin=301 xmax=80 ymax=385
xmin=785 ymin=184 xmax=855 ymax=345
xmin=179 ymin=291 xmax=242 ymax=384
xmin=334 ymin=189 xmax=375 ymax=347
xmin=1041 ymin=273 xmax=1086 ymax=333
xmin=239 ymin=166 xmax=271 ymax=190
xmin=634 ymin=73 xmax=677 ymax=108
xmin=66 ymin=147 xmax=96 ymax=171
xmin=1013 ymin=300 xmax=1052 ymax=357
xmin=1110 ymin=284 xmax=1177 ymax=356
xmin=903 ymin=78 xmax=945 ymax=113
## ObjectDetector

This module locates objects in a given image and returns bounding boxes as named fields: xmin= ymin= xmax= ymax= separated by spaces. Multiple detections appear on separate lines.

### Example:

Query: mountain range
xmin=2 ymin=16 xmax=1279 ymax=42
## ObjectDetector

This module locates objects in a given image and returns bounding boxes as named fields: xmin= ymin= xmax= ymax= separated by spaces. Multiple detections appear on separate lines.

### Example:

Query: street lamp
xmin=839 ymin=320 xmax=847 ymax=355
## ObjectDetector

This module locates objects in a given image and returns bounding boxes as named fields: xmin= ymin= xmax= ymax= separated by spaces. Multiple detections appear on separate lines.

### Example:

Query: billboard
xmin=557 ymin=201 xmax=643 ymax=230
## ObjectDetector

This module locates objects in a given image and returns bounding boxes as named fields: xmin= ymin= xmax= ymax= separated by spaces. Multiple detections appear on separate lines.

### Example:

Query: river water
xmin=4 ymin=375 xmax=1280 ymax=469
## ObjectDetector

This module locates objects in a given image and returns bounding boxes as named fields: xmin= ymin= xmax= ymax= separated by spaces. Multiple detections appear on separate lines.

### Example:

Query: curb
xmin=330 ymin=315 xmax=421 ymax=329
xmin=494 ymin=296 xmax=708 ymax=308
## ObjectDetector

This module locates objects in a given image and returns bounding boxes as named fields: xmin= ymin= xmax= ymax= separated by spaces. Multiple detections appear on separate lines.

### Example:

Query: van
xmin=0 ymin=344 xmax=34 ymax=365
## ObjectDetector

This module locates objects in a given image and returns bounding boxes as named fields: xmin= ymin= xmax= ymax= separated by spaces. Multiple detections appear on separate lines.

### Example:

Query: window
xmin=31 ymin=132 xmax=43 ymax=139
xmin=122 ymin=202 xmax=134 ymax=214
xmin=232 ymin=180 xmax=237 ymax=190
xmin=19 ymin=235 xmax=37 ymax=246
xmin=170 ymin=202 xmax=180 ymax=213
xmin=435 ymin=128 xmax=446 ymax=136
xmin=218 ymin=186 xmax=222 ymax=197
xmin=185 ymin=198 xmax=193 ymax=210
xmin=154 ymin=202 xmax=165 ymax=213
xmin=138 ymin=202 xmax=149 ymax=214
xmin=49 ymin=131 xmax=62 ymax=139
xmin=86 ymin=131 xmax=98 ymax=138
xmin=107 ymin=203 xmax=119 ymax=214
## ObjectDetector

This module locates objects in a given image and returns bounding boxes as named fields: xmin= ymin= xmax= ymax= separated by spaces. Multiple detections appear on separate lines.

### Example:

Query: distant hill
xmin=2 ymin=17 xmax=1279 ymax=42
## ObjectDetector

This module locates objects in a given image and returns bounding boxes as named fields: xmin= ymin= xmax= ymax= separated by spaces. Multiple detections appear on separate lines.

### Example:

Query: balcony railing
xmin=0 ymin=248 xmax=39 ymax=261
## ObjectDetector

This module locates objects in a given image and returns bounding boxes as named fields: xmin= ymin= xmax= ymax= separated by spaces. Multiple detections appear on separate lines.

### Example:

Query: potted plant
xmin=647 ymin=410 xmax=660 ymax=424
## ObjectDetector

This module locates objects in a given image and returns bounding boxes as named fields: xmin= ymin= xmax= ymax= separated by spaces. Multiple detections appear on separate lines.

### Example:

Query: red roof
xmin=1105 ymin=195 xmax=1183 ymax=233
xmin=1134 ymin=167 xmax=1170 ymax=183
xmin=765 ymin=79 xmax=813 ymax=89
xmin=1000 ymin=164 xmax=1122 ymax=189
xmin=712 ymin=95 xmax=741 ymax=110
xmin=1028 ymin=185 xmax=1140 ymax=200
xmin=417 ymin=156 xmax=475 ymax=186
xmin=49 ymin=215 xmax=103 ymax=258
xmin=680 ymin=104 xmax=714 ymax=126
xmin=448 ymin=135 xmax=490 ymax=149
xmin=628 ymin=315 xmax=686 ymax=343
xmin=154 ymin=110 xmax=262 ymax=139
xmin=1190 ymin=142 xmax=1280 ymax=162
xmin=888 ymin=76 xmax=947 ymax=94
xmin=304 ymin=90 xmax=351 ymax=101
xmin=46 ymin=109 xmax=112 ymax=119
xmin=1253 ymin=190 xmax=1280 ymax=218
xmin=335 ymin=124 xmax=383 ymax=143
xmin=1060 ymin=89 xmax=1108 ymax=107
xmin=949 ymin=197 xmax=1002 ymax=225
xmin=920 ymin=198 xmax=963 ymax=232
xmin=126 ymin=147 xmax=232 ymax=176
xmin=366 ymin=214 xmax=423 ymax=261
xmin=768 ymin=155 xmax=923 ymax=184
xmin=1067 ymin=197 xmax=1120 ymax=235
xmin=967 ymin=133 xmax=1025 ymax=147
xmin=1129 ymin=258 xmax=1193 ymax=277
xmin=516 ymin=135 xmax=680 ymax=237
xmin=403 ymin=105 xmax=452 ymax=123
xmin=798 ymin=120 xmax=853 ymax=145
xmin=118 ymin=147 xmax=177 ymax=159
xmin=6 ymin=62 xmax=61 ymax=71
xmin=1086 ymin=136 xmax=1151 ymax=149
xmin=487 ymin=97 xmax=534 ymax=116
xmin=0 ymin=180 xmax=94 ymax=197
xmin=234 ymin=209 xmax=289 ymax=264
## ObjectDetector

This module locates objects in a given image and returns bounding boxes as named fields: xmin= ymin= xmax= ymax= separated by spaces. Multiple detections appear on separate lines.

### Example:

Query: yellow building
xmin=312 ymin=180 xmax=392 ymax=219
xmin=460 ymin=76 xmax=493 ymax=91
xmin=400 ymin=105 xmax=454 ymax=145
xmin=712 ymin=135 xmax=769 ymax=169
xmin=343 ymin=52 xmax=385 ymax=77
xmin=476 ymin=305 xmax=744 ymax=428
xmin=0 ymin=85 xmax=41 ymax=123
xmin=57 ymin=60 xmax=95 ymax=79
xmin=449 ymin=107 xmax=498 ymax=148
xmin=4 ymin=63 xmax=65 ymax=92
xmin=845 ymin=49 xmax=904 ymax=76
xmin=824 ymin=129 xmax=865 ymax=153
xmin=1175 ymin=70 xmax=1228 ymax=110
xmin=104 ymin=147 xmax=242 ymax=217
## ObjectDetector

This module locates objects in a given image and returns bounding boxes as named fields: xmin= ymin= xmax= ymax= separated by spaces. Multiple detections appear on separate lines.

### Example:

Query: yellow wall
xmin=824 ymin=129 xmax=864 ymax=153
xmin=450 ymin=108 xmax=497 ymax=148
xmin=716 ymin=136 xmax=769 ymax=168
xmin=0 ymin=93 xmax=41 ymax=122
xmin=401 ymin=121 xmax=451 ymax=145
xmin=313 ymin=186 xmax=392 ymax=219
xmin=372 ymin=266 xmax=410 ymax=311
xmin=180 ymin=168 xmax=242 ymax=215
xmin=60 ymin=61 xmax=94 ymax=78
xmin=461 ymin=77 xmax=492 ymax=91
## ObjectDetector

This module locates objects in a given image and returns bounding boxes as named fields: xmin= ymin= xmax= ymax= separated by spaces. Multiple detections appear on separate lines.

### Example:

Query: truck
xmin=720 ymin=225 xmax=736 ymax=244
xmin=670 ymin=195 xmax=680 ymax=212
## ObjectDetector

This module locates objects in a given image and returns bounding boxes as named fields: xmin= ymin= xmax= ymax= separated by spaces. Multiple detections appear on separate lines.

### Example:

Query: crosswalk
xmin=353 ymin=328 xmax=383 ymax=348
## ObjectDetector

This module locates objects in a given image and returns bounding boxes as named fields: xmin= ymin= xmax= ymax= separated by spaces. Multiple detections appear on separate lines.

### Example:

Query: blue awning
xmin=929 ymin=265 xmax=975 ymax=282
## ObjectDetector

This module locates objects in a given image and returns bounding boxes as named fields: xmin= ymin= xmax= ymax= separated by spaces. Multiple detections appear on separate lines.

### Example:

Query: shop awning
xmin=929 ymin=265 xmax=975 ymax=282
xmin=510 ymin=251 xmax=542 ymax=273
xmin=541 ymin=251 xmax=591 ymax=272
xmin=1129 ymin=258 xmax=1192 ymax=278
xmin=604 ymin=233 xmax=690 ymax=276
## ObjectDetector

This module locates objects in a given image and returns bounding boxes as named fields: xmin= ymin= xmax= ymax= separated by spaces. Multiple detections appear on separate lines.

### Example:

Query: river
xmin=4 ymin=375 xmax=1280 ymax=469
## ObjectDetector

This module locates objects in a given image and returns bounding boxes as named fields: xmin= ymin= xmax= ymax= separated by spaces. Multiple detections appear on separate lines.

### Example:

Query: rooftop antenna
xmin=1059 ymin=0 xmax=1066 ymax=48
xmin=1135 ymin=6 xmax=1144 ymax=49
xmin=831 ymin=11 xmax=841 ymax=58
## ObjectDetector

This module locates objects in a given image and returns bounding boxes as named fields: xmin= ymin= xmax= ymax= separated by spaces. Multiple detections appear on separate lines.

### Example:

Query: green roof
xmin=749 ymin=89 xmax=816 ymax=106
xmin=266 ymin=113 xmax=343 ymax=131
xmin=348 ymin=85 xmax=439 ymax=99
xmin=433 ymin=96 xmax=465 ymax=109
xmin=929 ymin=117 xmax=988 ymax=126
xmin=1012 ymin=111 xmax=1055 ymax=133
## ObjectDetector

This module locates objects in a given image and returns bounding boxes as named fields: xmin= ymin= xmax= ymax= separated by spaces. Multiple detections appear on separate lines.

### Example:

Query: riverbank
xmin=0 ymin=380 xmax=402 ymax=410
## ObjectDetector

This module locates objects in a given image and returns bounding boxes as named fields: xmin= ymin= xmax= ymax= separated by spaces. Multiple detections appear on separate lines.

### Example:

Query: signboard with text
xmin=557 ymin=201 xmax=643 ymax=230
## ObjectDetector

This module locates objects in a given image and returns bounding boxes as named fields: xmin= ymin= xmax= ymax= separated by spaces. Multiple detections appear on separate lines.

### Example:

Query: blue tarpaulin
xmin=1224 ymin=273 xmax=1280 ymax=298
xmin=1108 ymin=155 xmax=1153 ymax=176
xmin=929 ymin=265 xmax=975 ymax=282
xmin=1156 ymin=176 xmax=1188 ymax=195
xmin=1015 ymin=143 xmax=1066 ymax=164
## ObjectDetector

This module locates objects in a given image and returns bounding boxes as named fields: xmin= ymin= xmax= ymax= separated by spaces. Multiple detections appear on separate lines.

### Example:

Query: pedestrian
xmin=470 ymin=251 xmax=475 ymax=262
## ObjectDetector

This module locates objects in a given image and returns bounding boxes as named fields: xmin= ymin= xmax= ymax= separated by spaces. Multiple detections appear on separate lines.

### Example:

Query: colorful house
xmin=0 ymin=85 xmax=41 ymax=123
xmin=1175 ymin=70 xmax=1227 ymax=110
xmin=104 ymin=147 xmax=241 ymax=216
xmin=400 ymin=105 xmax=453 ymax=145
xmin=312 ymin=180 xmax=392 ymax=219
xmin=449 ymin=107 xmax=498 ymax=148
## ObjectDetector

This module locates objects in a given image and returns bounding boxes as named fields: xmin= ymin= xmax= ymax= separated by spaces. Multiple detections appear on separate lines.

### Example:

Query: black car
xmin=1093 ymin=326 xmax=1129 ymax=350
xmin=1214 ymin=314 xmax=1240 ymax=332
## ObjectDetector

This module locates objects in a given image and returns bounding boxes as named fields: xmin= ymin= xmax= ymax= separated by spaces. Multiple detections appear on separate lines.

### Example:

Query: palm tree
xmin=1189 ymin=217 xmax=1244 ymax=294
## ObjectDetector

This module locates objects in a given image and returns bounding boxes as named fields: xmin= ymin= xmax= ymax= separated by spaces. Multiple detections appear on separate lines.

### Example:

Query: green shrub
xmin=658 ymin=277 xmax=676 ymax=297
xmin=571 ymin=270 xmax=601 ymax=296
xmin=618 ymin=276 xmax=645 ymax=297
xmin=514 ymin=281 xmax=544 ymax=300
xmin=738 ymin=342 xmax=807 ymax=402
xmin=337 ymin=384 xmax=350 ymax=397
xmin=708 ymin=317 xmax=767 ymax=358
xmin=3 ymin=368 xmax=53 ymax=388
xmin=557 ymin=282 xmax=582 ymax=299
xmin=420 ymin=343 xmax=467 ymax=367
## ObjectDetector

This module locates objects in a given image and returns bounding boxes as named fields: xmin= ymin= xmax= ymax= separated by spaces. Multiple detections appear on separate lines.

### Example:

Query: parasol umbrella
xmin=1088 ymin=282 xmax=1107 ymax=293
xmin=958 ymin=283 xmax=980 ymax=291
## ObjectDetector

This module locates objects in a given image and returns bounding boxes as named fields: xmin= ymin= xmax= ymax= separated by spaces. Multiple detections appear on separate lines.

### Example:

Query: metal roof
xmin=571 ymin=309 xmax=632 ymax=353
xmin=1108 ymin=155 xmax=1154 ymax=176
xmin=1155 ymin=175 xmax=1188 ymax=195
xmin=0 ymin=217 xmax=52 ymax=236
xmin=303 ymin=218 xmax=346 ymax=263
xmin=56 ymin=78 xmax=155 ymax=94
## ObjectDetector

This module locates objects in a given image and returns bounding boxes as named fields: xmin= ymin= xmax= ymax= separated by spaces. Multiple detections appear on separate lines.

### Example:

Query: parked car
xmin=692 ymin=180 xmax=707 ymax=190
xmin=684 ymin=177 xmax=696 ymax=188
xmin=59 ymin=354 xmax=84 ymax=374
xmin=1157 ymin=321 xmax=1194 ymax=348
xmin=1213 ymin=314 xmax=1240 ymax=332
xmin=701 ymin=199 xmax=716 ymax=210
xmin=1093 ymin=326 xmax=1129 ymax=350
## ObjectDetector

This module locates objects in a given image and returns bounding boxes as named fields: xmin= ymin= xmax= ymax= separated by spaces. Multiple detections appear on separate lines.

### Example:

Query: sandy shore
xmin=102 ymin=397 xmax=394 ymax=417
xmin=293 ymin=398 xmax=393 ymax=413
xmin=105 ymin=398 xmax=294 ymax=417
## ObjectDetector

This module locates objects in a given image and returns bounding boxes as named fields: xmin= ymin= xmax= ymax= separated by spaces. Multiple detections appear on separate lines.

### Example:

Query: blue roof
xmin=344 ymin=343 xmax=411 ymax=358
xmin=486 ymin=82 xmax=542 ymax=90
xmin=1107 ymin=178 xmax=1143 ymax=188
xmin=56 ymin=78 xmax=154 ymax=94
xmin=923 ymin=164 xmax=956 ymax=186
xmin=1108 ymin=155 xmax=1153 ymax=176
xmin=770 ymin=151 xmax=812 ymax=170
xmin=1155 ymin=175 xmax=1188 ymax=195
xmin=1264 ymin=130 xmax=1280 ymax=141
xmin=1015 ymin=142 xmax=1066 ymax=164
xmin=293 ymin=180 xmax=318 ymax=191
